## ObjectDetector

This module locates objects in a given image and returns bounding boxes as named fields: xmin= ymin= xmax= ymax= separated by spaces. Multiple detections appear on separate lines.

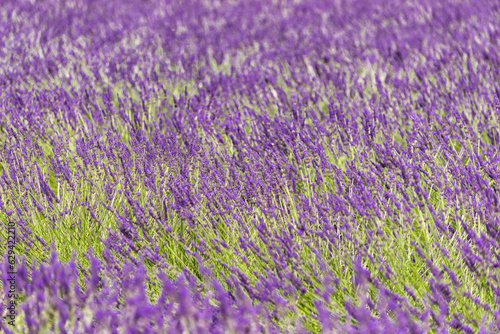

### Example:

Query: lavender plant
xmin=1 ymin=0 xmax=500 ymax=332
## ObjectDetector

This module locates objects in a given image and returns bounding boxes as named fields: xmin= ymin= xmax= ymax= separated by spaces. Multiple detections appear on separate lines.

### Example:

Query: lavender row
xmin=1 ymin=0 xmax=500 ymax=332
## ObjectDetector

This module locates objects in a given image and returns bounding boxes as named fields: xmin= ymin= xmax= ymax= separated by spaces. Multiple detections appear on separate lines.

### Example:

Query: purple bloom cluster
xmin=1 ymin=0 xmax=500 ymax=332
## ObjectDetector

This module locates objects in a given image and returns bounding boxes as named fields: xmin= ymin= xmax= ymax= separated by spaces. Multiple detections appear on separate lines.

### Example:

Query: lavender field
xmin=1 ymin=0 xmax=500 ymax=332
